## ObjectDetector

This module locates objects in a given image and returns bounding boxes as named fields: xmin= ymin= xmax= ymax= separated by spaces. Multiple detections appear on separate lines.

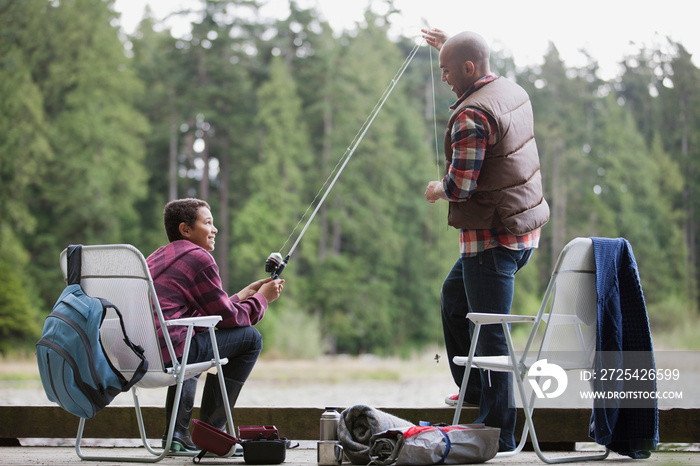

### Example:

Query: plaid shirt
xmin=443 ymin=75 xmax=540 ymax=257
xmin=147 ymin=240 xmax=267 ymax=362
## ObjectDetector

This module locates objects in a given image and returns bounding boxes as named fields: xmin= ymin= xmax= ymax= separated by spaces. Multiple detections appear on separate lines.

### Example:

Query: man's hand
xmin=421 ymin=28 xmax=449 ymax=51
xmin=425 ymin=180 xmax=447 ymax=203
xmin=259 ymin=279 xmax=285 ymax=304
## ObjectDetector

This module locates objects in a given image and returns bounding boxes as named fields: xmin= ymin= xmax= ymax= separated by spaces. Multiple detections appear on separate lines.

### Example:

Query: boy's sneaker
xmin=444 ymin=394 xmax=479 ymax=407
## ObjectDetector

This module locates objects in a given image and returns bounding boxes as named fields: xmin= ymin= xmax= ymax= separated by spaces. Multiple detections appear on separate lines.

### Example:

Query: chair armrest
xmin=165 ymin=315 xmax=222 ymax=327
xmin=467 ymin=313 xmax=536 ymax=325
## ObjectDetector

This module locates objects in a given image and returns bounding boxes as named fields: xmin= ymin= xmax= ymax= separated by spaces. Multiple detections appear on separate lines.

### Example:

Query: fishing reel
xmin=265 ymin=252 xmax=289 ymax=279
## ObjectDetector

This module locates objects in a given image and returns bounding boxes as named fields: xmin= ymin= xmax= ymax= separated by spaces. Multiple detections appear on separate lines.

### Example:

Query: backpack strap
xmin=66 ymin=244 xmax=82 ymax=285
xmin=99 ymin=298 xmax=149 ymax=390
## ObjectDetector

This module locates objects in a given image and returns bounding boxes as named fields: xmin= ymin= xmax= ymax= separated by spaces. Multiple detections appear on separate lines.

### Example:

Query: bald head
xmin=443 ymin=31 xmax=490 ymax=74
xmin=439 ymin=31 xmax=491 ymax=97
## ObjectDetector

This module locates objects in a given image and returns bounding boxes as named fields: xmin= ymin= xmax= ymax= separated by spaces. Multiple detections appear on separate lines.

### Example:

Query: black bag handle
xmin=67 ymin=244 xmax=82 ymax=285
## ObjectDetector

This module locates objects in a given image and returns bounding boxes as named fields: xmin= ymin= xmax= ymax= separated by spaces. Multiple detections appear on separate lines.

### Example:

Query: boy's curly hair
xmin=163 ymin=198 xmax=211 ymax=242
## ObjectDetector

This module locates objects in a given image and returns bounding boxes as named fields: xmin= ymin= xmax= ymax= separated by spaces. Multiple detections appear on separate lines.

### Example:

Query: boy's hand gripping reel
xmin=265 ymin=252 xmax=289 ymax=279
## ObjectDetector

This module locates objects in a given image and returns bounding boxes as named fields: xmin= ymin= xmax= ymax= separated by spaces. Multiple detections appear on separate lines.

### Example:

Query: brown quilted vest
xmin=444 ymin=76 xmax=550 ymax=235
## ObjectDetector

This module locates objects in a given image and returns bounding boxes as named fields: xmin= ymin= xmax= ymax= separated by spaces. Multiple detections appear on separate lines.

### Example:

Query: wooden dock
xmin=1 ymin=406 xmax=697 ymax=447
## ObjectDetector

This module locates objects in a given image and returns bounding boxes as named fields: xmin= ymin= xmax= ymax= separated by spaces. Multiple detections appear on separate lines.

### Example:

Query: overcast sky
xmin=114 ymin=0 xmax=700 ymax=80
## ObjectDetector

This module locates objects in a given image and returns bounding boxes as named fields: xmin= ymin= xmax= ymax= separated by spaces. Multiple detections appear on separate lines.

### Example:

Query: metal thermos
xmin=320 ymin=407 xmax=340 ymax=441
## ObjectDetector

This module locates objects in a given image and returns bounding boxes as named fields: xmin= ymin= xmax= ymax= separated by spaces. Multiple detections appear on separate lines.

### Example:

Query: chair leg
xmin=74 ymin=383 xmax=201 ymax=462
xmin=495 ymin=373 xmax=536 ymax=458
xmin=75 ymin=407 xmax=171 ymax=463
xmin=452 ymin=324 xmax=482 ymax=425
xmin=489 ymin=324 xmax=608 ymax=463
xmin=163 ymin=377 xmax=198 ymax=451
xmin=510 ymin=368 xmax=609 ymax=463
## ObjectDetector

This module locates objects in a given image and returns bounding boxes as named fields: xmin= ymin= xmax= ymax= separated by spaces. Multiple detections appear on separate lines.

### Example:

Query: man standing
xmin=423 ymin=29 xmax=549 ymax=451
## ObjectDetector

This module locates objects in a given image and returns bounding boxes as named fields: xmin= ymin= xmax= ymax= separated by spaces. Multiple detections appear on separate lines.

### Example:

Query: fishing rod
xmin=265 ymin=38 xmax=425 ymax=279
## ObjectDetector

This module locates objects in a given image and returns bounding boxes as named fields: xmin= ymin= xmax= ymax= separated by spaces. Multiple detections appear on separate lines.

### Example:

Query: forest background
xmin=1 ymin=0 xmax=699 ymax=358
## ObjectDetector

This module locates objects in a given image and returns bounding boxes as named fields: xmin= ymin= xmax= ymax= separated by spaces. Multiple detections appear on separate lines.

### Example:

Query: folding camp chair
xmin=59 ymin=244 xmax=235 ymax=462
xmin=451 ymin=237 xmax=610 ymax=463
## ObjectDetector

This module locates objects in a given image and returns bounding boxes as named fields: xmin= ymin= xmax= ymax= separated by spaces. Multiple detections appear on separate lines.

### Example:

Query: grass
xmin=651 ymin=314 xmax=700 ymax=351
xmin=0 ymin=358 xmax=40 ymax=382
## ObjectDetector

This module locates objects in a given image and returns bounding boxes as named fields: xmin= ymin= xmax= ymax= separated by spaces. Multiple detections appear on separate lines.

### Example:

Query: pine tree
xmin=231 ymin=55 xmax=313 ymax=286
xmin=25 ymin=0 xmax=150 ymax=305
xmin=657 ymin=42 xmax=700 ymax=307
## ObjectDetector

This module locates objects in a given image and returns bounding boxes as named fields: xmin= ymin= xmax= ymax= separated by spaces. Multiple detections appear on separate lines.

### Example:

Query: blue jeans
xmin=441 ymin=246 xmax=533 ymax=451
xmin=188 ymin=326 xmax=263 ymax=383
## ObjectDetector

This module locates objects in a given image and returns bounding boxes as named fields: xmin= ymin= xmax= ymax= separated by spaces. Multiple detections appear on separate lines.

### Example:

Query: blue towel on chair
xmin=589 ymin=237 xmax=658 ymax=458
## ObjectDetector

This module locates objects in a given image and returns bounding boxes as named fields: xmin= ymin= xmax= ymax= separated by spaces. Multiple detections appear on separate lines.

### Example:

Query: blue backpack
xmin=36 ymin=245 xmax=148 ymax=419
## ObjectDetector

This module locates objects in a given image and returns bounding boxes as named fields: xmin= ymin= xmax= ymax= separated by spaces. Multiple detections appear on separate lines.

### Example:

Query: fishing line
xmin=429 ymin=43 xmax=444 ymax=364
xmin=266 ymin=37 xmax=426 ymax=278
xmin=430 ymin=44 xmax=442 ymax=180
